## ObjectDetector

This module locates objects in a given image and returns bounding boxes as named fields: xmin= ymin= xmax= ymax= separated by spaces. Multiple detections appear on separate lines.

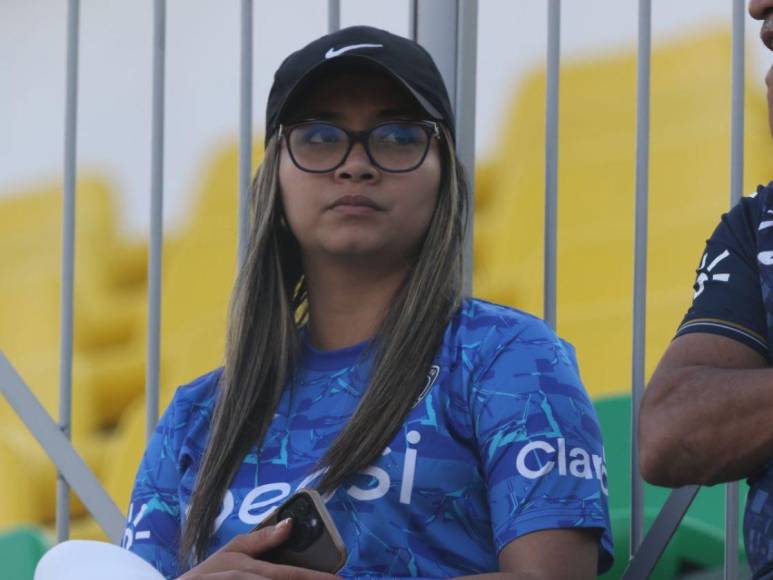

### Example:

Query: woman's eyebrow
xmin=377 ymin=107 xmax=420 ymax=119
xmin=295 ymin=111 xmax=341 ymax=121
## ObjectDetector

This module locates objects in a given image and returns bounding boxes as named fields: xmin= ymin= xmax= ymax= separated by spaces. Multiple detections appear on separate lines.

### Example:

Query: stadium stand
xmin=1 ymin=28 xmax=772 ymax=578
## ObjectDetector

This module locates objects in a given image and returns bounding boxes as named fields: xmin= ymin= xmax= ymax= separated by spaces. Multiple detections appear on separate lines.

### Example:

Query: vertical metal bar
xmin=238 ymin=0 xmax=253 ymax=266
xmin=730 ymin=0 xmax=745 ymax=209
xmin=456 ymin=0 xmax=478 ymax=295
xmin=544 ymin=0 xmax=560 ymax=329
xmin=328 ymin=0 xmax=340 ymax=33
xmin=725 ymin=1 xmax=745 ymax=576
xmin=725 ymin=482 xmax=740 ymax=579
xmin=631 ymin=0 xmax=652 ymax=556
xmin=57 ymin=0 xmax=80 ymax=543
xmin=146 ymin=0 xmax=166 ymax=441
xmin=414 ymin=0 xmax=458 ymax=112
xmin=409 ymin=0 xmax=418 ymax=41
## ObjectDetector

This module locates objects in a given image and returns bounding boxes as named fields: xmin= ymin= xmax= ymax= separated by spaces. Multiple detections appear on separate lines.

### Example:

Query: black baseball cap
xmin=265 ymin=25 xmax=455 ymax=145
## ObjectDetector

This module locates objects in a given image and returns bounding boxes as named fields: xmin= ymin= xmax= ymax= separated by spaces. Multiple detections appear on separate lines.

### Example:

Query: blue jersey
xmin=123 ymin=299 xmax=614 ymax=578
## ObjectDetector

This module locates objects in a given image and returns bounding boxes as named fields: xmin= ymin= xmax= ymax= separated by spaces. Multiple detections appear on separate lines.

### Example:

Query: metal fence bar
xmin=725 ymin=2 xmax=745 ymax=575
xmin=725 ymin=482 xmax=740 ymax=579
xmin=622 ymin=485 xmax=701 ymax=579
xmin=238 ymin=0 xmax=253 ymax=266
xmin=409 ymin=0 xmax=418 ymax=41
xmin=631 ymin=0 xmax=651 ymax=556
xmin=57 ymin=0 xmax=80 ymax=543
xmin=328 ymin=0 xmax=340 ymax=33
xmin=415 ymin=0 xmax=458 ymax=113
xmin=0 ymin=353 xmax=125 ymax=544
xmin=456 ymin=0 xmax=478 ymax=294
xmin=146 ymin=0 xmax=166 ymax=440
xmin=729 ymin=0 xmax=745 ymax=209
xmin=543 ymin=0 xmax=560 ymax=329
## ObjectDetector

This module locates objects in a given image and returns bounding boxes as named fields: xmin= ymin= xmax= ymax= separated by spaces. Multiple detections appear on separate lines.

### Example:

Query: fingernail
xmin=276 ymin=517 xmax=292 ymax=529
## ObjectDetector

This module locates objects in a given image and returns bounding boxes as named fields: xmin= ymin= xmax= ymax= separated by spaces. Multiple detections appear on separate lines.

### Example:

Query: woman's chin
xmin=319 ymin=241 xmax=399 ymax=265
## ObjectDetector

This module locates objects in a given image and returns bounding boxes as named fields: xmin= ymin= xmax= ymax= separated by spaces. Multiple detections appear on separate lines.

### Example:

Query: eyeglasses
xmin=279 ymin=120 xmax=440 ymax=173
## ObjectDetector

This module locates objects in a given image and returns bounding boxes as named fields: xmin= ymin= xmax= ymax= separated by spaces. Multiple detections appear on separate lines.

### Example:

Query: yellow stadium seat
xmin=473 ymin=29 xmax=773 ymax=397
xmin=0 ymin=177 xmax=150 ymax=433
xmin=158 ymin=141 xmax=264 ymax=392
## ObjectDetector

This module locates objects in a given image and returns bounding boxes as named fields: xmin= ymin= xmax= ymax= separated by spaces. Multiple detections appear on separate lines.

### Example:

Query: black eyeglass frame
xmin=278 ymin=120 xmax=441 ymax=174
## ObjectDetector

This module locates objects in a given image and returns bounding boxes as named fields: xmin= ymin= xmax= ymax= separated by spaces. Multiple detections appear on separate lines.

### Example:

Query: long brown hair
xmin=180 ymin=126 xmax=468 ymax=565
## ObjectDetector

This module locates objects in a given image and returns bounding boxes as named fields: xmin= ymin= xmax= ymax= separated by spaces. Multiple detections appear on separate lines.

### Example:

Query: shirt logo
xmin=413 ymin=365 xmax=440 ymax=408
xmin=758 ymin=251 xmax=773 ymax=265
xmin=758 ymin=208 xmax=773 ymax=231
xmin=515 ymin=438 xmax=608 ymax=495
xmin=325 ymin=43 xmax=383 ymax=59
xmin=693 ymin=249 xmax=731 ymax=299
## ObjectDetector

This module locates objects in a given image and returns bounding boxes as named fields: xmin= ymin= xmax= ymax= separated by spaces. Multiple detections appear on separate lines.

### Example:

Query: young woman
xmin=123 ymin=25 xmax=613 ymax=579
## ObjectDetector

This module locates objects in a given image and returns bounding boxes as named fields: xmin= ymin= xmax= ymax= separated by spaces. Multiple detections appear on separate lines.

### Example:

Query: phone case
xmin=254 ymin=489 xmax=347 ymax=573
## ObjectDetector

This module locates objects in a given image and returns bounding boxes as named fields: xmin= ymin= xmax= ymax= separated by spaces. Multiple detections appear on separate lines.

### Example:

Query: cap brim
xmin=276 ymin=54 xmax=444 ymax=124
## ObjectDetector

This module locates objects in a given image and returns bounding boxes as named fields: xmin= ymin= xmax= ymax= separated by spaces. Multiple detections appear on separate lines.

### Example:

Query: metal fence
xmin=0 ymin=0 xmax=750 ymax=577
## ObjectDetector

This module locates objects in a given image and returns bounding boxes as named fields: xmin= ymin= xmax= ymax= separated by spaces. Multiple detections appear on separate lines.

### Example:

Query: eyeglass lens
xmin=287 ymin=122 xmax=430 ymax=172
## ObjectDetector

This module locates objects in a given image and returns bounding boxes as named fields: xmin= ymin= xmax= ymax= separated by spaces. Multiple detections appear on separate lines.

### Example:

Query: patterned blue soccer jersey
xmin=123 ymin=299 xmax=614 ymax=578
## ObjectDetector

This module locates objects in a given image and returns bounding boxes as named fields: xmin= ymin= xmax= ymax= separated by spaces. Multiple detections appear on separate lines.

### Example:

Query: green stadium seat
xmin=0 ymin=526 xmax=51 ymax=580
xmin=595 ymin=395 xmax=747 ymax=579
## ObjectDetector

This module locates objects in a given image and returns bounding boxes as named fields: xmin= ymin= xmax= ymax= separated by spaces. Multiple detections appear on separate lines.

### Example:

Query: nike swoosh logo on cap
xmin=325 ymin=43 xmax=383 ymax=59
xmin=759 ymin=251 xmax=773 ymax=265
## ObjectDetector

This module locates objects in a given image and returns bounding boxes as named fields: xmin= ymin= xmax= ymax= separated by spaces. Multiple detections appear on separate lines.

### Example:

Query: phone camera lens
xmin=293 ymin=496 xmax=311 ymax=516
xmin=287 ymin=515 xmax=322 ymax=552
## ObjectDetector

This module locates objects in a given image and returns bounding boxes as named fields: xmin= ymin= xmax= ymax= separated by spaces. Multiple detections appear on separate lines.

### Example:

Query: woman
xmin=124 ymin=25 xmax=613 ymax=579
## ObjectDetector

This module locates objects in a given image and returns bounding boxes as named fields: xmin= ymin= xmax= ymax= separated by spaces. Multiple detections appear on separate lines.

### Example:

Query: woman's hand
xmin=177 ymin=519 xmax=341 ymax=580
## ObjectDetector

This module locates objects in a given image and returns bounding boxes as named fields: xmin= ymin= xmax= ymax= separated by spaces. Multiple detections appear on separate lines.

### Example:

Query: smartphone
xmin=253 ymin=488 xmax=347 ymax=573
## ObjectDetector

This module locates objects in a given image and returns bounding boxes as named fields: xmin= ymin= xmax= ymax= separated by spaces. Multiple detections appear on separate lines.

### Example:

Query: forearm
xmin=454 ymin=574 xmax=539 ymax=580
xmin=640 ymin=364 xmax=773 ymax=485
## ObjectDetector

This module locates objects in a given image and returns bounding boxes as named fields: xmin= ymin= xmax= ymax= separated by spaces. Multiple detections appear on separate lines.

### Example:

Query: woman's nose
xmin=334 ymin=143 xmax=380 ymax=182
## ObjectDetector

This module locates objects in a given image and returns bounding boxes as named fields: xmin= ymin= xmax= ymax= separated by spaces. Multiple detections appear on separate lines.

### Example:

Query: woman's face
xmin=278 ymin=69 xmax=442 ymax=267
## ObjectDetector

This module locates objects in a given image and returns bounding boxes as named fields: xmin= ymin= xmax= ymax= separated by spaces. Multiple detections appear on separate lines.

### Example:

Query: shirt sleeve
xmin=122 ymin=392 xmax=186 ymax=579
xmin=469 ymin=318 xmax=614 ymax=574
xmin=675 ymin=193 xmax=769 ymax=360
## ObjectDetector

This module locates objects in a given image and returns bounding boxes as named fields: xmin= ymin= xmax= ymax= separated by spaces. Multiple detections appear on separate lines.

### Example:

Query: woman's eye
xmin=300 ymin=125 xmax=343 ymax=145
xmin=376 ymin=125 xmax=421 ymax=145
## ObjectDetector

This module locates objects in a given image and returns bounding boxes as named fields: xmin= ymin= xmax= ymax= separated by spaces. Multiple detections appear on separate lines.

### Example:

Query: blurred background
xmin=2 ymin=0 xmax=773 ymax=577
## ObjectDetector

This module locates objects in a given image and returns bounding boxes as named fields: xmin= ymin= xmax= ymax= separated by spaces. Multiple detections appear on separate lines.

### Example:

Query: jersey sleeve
xmin=675 ymin=194 xmax=769 ymax=360
xmin=122 ymin=391 xmax=186 ymax=579
xmin=469 ymin=319 xmax=614 ymax=574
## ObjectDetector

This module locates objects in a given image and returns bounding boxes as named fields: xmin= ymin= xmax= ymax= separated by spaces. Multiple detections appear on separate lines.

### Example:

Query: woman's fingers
xmin=186 ymin=551 xmax=339 ymax=580
xmin=189 ymin=573 xmax=270 ymax=580
xmin=178 ymin=519 xmax=340 ymax=579
xmin=177 ymin=520 xmax=292 ymax=578
xmin=223 ymin=519 xmax=293 ymax=557
xmin=250 ymin=561 xmax=340 ymax=580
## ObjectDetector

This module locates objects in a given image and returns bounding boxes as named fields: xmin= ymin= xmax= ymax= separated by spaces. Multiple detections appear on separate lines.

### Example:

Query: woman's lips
xmin=329 ymin=195 xmax=382 ymax=213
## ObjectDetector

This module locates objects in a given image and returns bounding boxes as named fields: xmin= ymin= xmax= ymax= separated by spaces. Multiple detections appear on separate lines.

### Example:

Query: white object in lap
xmin=34 ymin=540 xmax=164 ymax=580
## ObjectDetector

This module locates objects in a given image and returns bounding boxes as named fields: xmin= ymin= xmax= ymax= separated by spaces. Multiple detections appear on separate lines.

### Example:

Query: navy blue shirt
xmin=676 ymin=184 xmax=773 ymax=576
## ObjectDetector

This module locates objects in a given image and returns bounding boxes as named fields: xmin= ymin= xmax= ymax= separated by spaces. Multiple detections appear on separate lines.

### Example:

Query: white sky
xmin=2 ymin=0 xmax=771 ymax=235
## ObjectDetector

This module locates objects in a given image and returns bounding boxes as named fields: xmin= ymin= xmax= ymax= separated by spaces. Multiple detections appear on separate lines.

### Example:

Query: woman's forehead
xmin=288 ymin=69 xmax=423 ymax=119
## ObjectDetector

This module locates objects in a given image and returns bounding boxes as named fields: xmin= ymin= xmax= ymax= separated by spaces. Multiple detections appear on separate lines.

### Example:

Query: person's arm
xmin=465 ymin=315 xmax=614 ymax=577
xmin=638 ymin=190 xmax=773 ymax=487
xmin=454 ymin=529 xmax=598 ymax=580
xmin=639 ymin=332 xmax=773 ymax=486
xmin=378 ymin=529 xmax=597 ymax=580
